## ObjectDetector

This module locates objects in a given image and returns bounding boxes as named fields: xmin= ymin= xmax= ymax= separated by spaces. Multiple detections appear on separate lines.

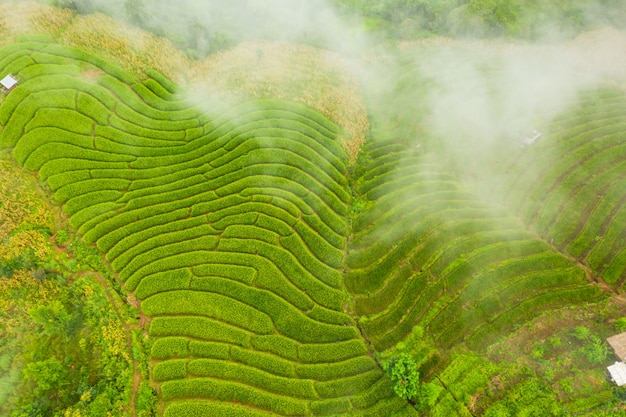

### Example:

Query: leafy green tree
xmin=23 ymin=357 xmax=67 ymax=392
xmin=385 ymin=353 xmax=420 ymax=401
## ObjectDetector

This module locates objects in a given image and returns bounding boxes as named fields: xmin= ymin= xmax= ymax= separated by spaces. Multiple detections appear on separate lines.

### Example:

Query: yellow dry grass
xmin=0 ymin=1 xmax=72 ymax=45
xmin=190 ymin=41 xmax=369 ymax=162
xmin=0 ymin=3 xmax=369 ymax=161
xmin=60 ymin=13 xmax=189 ymax=81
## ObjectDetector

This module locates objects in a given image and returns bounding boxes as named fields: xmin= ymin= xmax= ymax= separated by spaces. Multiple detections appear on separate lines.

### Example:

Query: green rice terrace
xmin=1 ymin=2 xmax=626 ymax=417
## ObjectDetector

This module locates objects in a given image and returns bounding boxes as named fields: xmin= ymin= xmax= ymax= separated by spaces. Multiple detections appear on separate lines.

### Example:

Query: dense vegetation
xmin=1 ymin=1 xmax=626 ymax=416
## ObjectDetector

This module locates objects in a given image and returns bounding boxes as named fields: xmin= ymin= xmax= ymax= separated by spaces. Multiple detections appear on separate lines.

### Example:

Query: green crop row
xmin=349 ymin=378 xmax=395 ymax=410
xmin=217 ymin=238 xmax=346 ymax=311
xmin=151 ymin=337 xmax=189 ymax=360
xmin=279 ymin=234 xmax=341 ymax=288
xmin=107 ymin=215 xmax=209 ymax=264
xmin=292 ymin=221 xmax=344 ymax=267
xmin=119 ymin=235 xmax=219 ymax=284
xmin=163 ymin=401 xmax=277 ymax=417
xmin=108 ymin=113 xmax=185 ymax=141
xmin=96 ymin=75 xmax=195 ymax=122
xmin=19 ymin=63 xmax=81 ymax=81
xmin=110 ymin=222 xmax=217 ymax=270
xmin=365 ymin=282 xmax=444 ymax=352
xmin=306 ymin=305 xmax=353 ymax=326
xmin=230 ymin=346 xmax=296 ymax=378
xmin=39 ymin=158 xmax=126 ymax=181
xmin=160 ymin=378 xmax=309 ymax=416
xmin=70 ymin=202 xmax=122 ymax=232
xmin=141 ymin=290 xmax=274 ymax=335
xmin=310 ymin=398 xmax=352 ymax=415
xmin=360 ymin=274 xmax=433 ymax=338
xmin=46 ymin=169 xmax=91 ymax=192
xmin=54 ymin=177 xmax=129 ymax=202
xmin=250 ymin=335 xmax=299 ymax=362
xmin=467 ymin=286 xmax=606 ymax=349
xmin=23 ymin=142 xmax=135 ymax=171
xmin=191 ymin=263 xmax=256 ymax=286
xmin=222 ymin=224 xmax=277 ymax=245
xmin=296 ymin=356 xmax=376 ymax=381
xmin=188 ymin=275 xmax=354 ymax=344
xmin=314 ymin=370 xmax=381 ymax=398
xmin=188 ymin=341 xmax=231 ymax=360
xmin=190 ymin=255 xmax=314 ymax=311
xmin=90 ymin=190 xmax=217 ymax=249
xmin=122 ymin=173 xmax=212 ymax=206
xmin=149 ymin=316 xmax=251 ymax=348
xmin=94 ymin=207 xmax=190 ymax=250
xmin=14 ymin=127 xmax=92 ymax=166
xmin=586 ymin=205 xmax=626 ymax=271
xmin=188 ymin=358 xmax=317 ymax=399
xmin=145 ymin=68 xmax=177 ymax=95
xmin=440 ymin=238 xmax=548 ymax=293
xmin=532 ymin=137 xmax=626 ymax=232
xmin=124 ymin=250 xmax=232 ymax=292
xmin=63 ymin=189 xmax=123 ymax=217
xmin=354 ymin=265 xmax=414 ymax=316
xmin=297 ymin=339 xmax=368 ymax=364
xmin=153 ymin=359 xmax=187 ymax=381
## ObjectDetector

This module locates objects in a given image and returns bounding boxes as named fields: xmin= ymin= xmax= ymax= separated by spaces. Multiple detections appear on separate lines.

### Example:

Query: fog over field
xmin=61 ymin=0 xmax=626 ymax=165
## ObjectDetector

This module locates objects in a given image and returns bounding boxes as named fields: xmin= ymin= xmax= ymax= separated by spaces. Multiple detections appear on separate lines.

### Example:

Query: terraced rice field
xmin=0 ymin=38 xmax=414 ymax=416
xmin=496 ymin=89 xmax=626 ymax=288
xmin=1 ymin=28 xmax=625 ymax=416
xmin=346 ymin=140 xmax=605 ymax=354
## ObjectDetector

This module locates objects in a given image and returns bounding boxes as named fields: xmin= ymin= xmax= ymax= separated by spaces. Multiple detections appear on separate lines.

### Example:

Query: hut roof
xmin=608 ymin=361 xmax=626 ymax=386
xmin=0 ymin=74 xmax=17 ymax=90
xmin=607 ymin=332 xmax=626 ymax=360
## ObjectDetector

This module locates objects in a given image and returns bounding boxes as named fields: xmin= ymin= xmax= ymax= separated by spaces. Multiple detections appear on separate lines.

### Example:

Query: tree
xmin=23 ymin=357 xmax=67 ymax=392
xmin=385 ymin=353 xmax=420 ymax=401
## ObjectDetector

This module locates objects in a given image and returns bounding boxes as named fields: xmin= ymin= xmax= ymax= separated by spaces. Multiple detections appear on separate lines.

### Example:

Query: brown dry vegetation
xmin=0 ymin=1 xmax=72 ymax=46
xmin=190 ymin=41 xmax=369 ymax=162
xmin=0 ymin=2 xmax=367 ymax=160
xmin=60 ymin=14 xmax=189 ymax=81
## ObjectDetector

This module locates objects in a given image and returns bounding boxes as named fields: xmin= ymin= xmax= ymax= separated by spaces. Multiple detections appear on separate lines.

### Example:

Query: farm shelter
xmin=608 ymin=362 xmax=626 ymax=386
xmin=607 ymin=332 xmax=626 ymax=360
xmin=0 ymin=74 xmax=17 ymax=91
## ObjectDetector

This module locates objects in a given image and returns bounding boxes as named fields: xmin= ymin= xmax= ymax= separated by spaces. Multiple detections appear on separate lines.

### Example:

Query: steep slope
xmin=0 ymin=39 xmax=414 ymax=416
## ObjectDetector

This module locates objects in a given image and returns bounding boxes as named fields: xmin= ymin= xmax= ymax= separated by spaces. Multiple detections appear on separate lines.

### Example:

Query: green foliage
xmin=384 ymin=353 xmax=420 ymax=401
xmin=615 ymin=318 xmax=626 ymax=333
xmin=573 ymin=326 xmax=592 ymax=341
xmin=580 ymin=335 xmax=609 ymax=365
xmin=23 ymin=357 xmax=67 ymax=392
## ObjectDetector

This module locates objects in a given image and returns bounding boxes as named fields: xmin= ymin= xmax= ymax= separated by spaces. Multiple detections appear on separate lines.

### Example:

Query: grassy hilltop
xmin=1 ymin=1 xmax=626 ymax=416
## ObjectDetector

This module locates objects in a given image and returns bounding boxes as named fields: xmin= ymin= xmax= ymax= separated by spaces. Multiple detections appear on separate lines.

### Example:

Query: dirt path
xmin=88 ymin=273 xmax=143 ymax=417
xmin=75 ymin=267 xmax=150 ymax=417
